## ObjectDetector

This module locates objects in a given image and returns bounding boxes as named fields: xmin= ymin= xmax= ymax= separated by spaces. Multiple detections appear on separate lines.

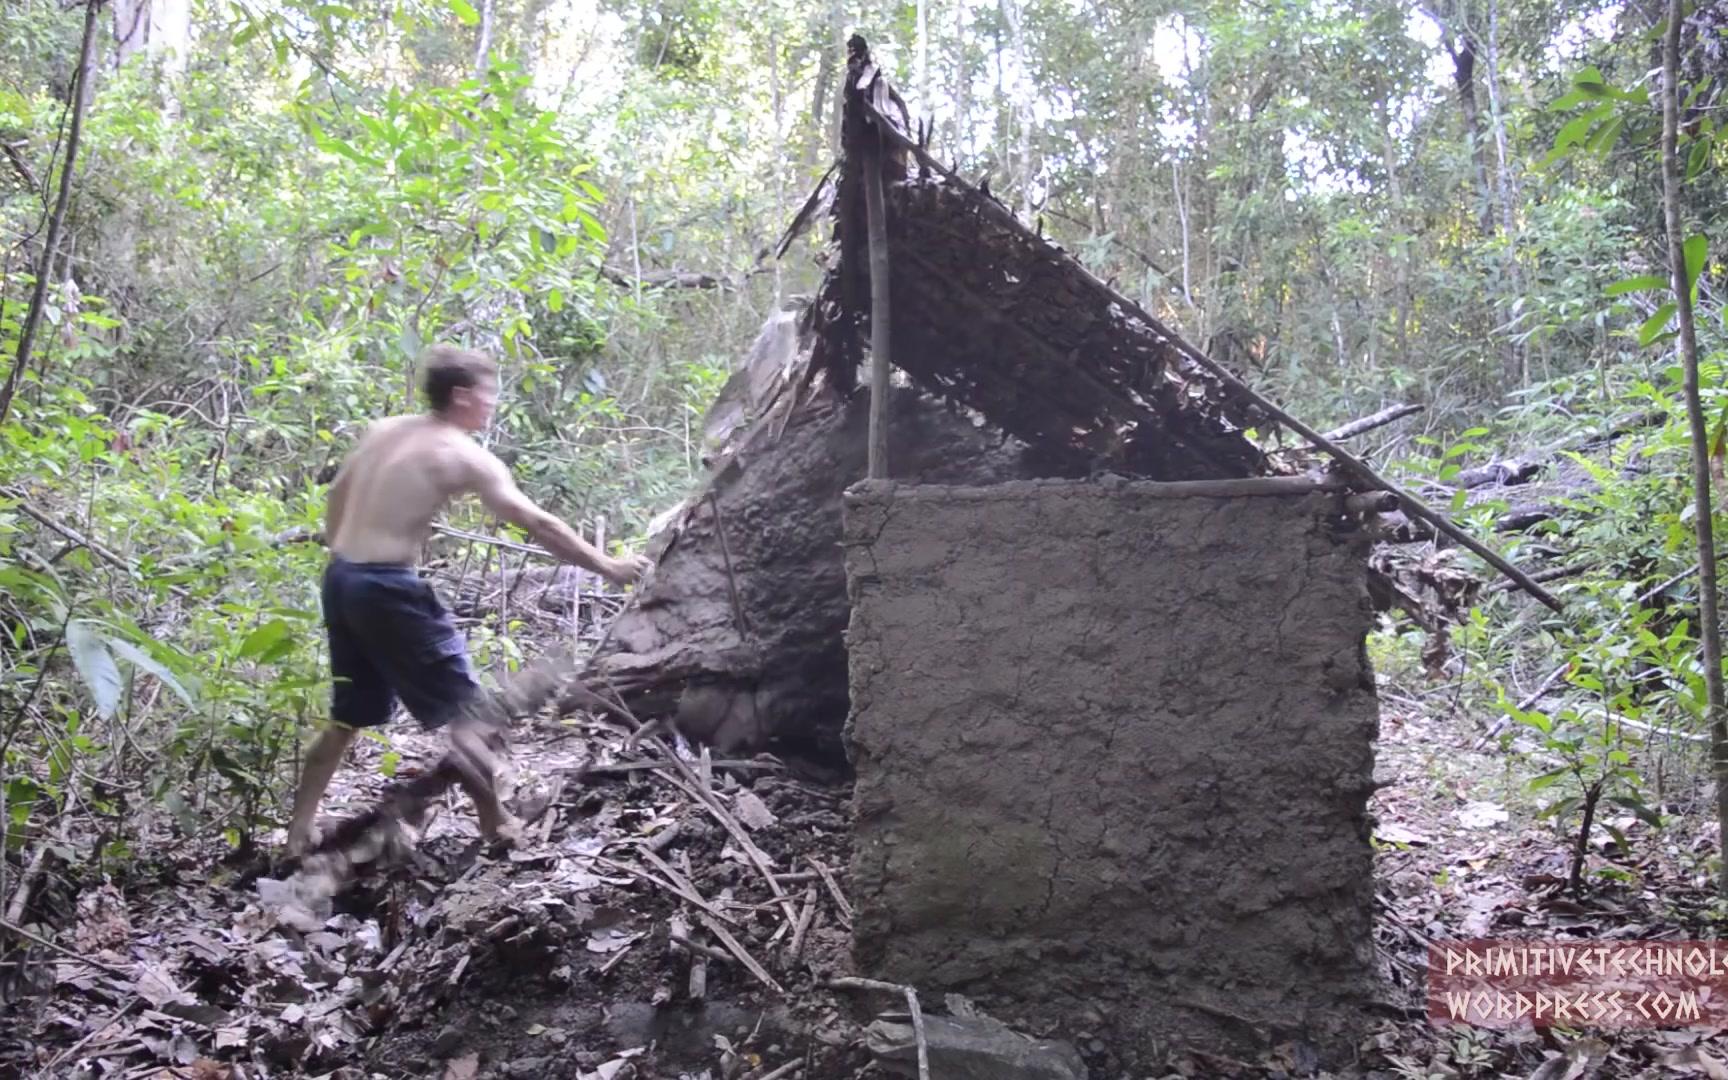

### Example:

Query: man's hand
xmin=605 ymin=552 xmax=651 ymax=588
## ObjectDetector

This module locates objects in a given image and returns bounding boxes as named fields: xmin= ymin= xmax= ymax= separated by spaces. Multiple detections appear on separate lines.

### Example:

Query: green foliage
xmin=0 ymin=1 xmax=741 ymax=855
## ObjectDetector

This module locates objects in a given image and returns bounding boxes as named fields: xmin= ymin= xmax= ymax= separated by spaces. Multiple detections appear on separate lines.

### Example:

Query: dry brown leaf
xmin=1374 ymin=823 xmax=1431 ymax=846
xmin=731 ymin=790 xmax=778 ymax=831
xmin=1526 ymin=1055 xmax=1583 ymax=1080
xmin=74 ymin=883 xmax=131 ymax=952
xmin=131 ymin=958 xmax=188 ymax=1008
xmin=1665 ymin=1046 xmax=1728 ymax=1079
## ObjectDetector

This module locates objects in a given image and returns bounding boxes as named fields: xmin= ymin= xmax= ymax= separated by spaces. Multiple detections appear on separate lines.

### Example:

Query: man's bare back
xmin=325 ymin=415 xmax=483 ymax=564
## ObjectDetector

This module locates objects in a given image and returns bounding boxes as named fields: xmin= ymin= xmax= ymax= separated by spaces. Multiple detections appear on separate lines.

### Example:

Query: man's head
xmin=422 ymin=345 xmax=499 ymax=431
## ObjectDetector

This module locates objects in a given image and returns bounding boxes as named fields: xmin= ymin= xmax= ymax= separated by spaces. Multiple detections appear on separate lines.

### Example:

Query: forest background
xmin=1 ymin=0 xmax=1724 ymax=895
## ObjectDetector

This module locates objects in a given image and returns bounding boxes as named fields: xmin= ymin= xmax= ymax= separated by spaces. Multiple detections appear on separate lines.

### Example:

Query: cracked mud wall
xmin=842 ymin=480 xmax=1381 ymax=1059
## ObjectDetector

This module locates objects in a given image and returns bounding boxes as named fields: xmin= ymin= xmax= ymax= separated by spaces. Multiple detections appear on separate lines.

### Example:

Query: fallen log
xmin=1322 ymin=404 xmax=1424 ymax=442
xmin=1495 ymin=505 xmax=1555 ymax=533
xmin=1454 ymin=460 xmax=1542 ymax=490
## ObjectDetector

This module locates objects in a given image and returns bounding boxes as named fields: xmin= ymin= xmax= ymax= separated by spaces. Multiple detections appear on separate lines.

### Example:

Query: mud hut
xmin=570 ymin=35 xmax=1562 ymax=1059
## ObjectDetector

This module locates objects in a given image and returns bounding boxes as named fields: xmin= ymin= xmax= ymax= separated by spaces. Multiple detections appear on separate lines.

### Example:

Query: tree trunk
xmin=1662 ymin=0 xmax=1728 ymax=896
xmin=1482 ymin=0 xmax=1525 ymax=386
xmin=1446 ymin=32 xmax=1494 ymax=235
xmin=825 ymin=0 xmax=846 ymax=158
xmin=951 ymin=0 xmax=969 ymax=155
xmin=916 ymin=0 xmax=929 ymax=114
xmin=112 ymin=0 xmax=149 ymax=68
xmin=518 ymin=0 xmax=548 ymax=82
xmin=0 ymin=0 xmax=103 ymax=427
xmin=1001 ymin=0 xmax=1034 ymax=220
xmin=1379 ymin=106 xmax=1411 ymax=369
xmin=473 ymin=0 xmax=495 ymax=80
xmin=806 ymin=27 xmax=836 ymax=172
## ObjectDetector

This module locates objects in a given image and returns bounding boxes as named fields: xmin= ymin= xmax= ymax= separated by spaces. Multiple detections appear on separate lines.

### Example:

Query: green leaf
xmin=1527 ymin=767 xmax=1569 ymax=791
xmin=1554 ymin=104 xmax=1614 ymax=153
xmin=237 ymin=619 xmax=291 ymax=660
xmin=108 ymin=639 xmax=196 ymax=708
xmin=1687 ymin=137 xmax=1712 ymax=181
xmin=548 ymin=288 xmax=564 ymax=313
xmin=1608 ymin=795 xmax=1665 ymax=829
xmin=1585 ymin=115 xmax=1625 ymax=155
xmin=66 ymin=620 xmax=123 ymax=720
xmin=1606 ymin=274 xmax=1669 ymax=297
xmin=1685 ymin=234 xmax=1708 ymax=301
xmin=449 ymin=0 xmax=480 ymax=24
xmin=1639 ymin=303 xmax=1677 ymax=346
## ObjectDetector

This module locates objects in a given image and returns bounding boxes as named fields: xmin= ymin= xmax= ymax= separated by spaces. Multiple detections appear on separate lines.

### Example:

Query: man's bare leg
xmin=447 ymin=719 xmax=522 ymax=847
xmin=287 ymin=725 xmax=358 ymax=856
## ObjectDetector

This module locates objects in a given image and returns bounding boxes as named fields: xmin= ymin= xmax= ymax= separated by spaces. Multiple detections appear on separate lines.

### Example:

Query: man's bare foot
xmin=481 ymin=814 xmax=524 ymax=853
xmin=285 ymin=821 xmax=323 ymax=857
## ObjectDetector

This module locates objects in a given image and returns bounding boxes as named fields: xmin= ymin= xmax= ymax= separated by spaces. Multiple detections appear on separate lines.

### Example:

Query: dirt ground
xmin=4 ymin=652 xmax=1728 ymax=1079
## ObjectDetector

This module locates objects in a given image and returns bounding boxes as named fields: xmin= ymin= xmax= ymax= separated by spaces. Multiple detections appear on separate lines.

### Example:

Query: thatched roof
xmin=790 ymin=36 xmax=1276 ymax=482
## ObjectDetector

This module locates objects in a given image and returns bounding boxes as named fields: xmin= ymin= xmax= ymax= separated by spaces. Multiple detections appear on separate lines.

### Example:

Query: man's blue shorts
xmin=321 ymin=557 xmax=478 ymax=731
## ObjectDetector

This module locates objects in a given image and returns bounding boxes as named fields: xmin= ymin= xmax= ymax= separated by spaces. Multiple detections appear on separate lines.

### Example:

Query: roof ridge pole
xmin=854 ymin=97 xmax=1561 ymax=613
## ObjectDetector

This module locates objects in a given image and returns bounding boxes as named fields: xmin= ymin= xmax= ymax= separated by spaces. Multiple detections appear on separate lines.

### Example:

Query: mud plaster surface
xmin=593 ymin=386 xmax=1057 ymax=759
xmin=842 ymin=480 xmax=1381 ymax=1059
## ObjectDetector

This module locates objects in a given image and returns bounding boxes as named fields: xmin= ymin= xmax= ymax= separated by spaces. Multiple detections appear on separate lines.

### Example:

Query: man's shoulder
xmin=353 ymin=414 xmax=416 ymax=445
xmin=434 ymin=428 xmax=506 ymax=484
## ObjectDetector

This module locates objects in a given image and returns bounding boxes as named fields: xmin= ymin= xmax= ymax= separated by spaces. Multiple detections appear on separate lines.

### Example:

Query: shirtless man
xmin=285 ymin=345 xmax=649 ymax=856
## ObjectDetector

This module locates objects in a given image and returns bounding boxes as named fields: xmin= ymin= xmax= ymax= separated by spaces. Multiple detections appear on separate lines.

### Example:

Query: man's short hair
xmin=421 ymin=345 xmax=498 ymax=412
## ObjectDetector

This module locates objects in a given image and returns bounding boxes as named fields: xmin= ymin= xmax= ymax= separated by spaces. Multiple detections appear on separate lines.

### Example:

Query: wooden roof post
xmin=863 ymin=101 xmax=892 ymax=480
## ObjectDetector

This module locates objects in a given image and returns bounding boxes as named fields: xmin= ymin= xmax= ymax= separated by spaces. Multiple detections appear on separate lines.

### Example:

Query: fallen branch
xmin=1473 ymin=662 xmax=1571 ymax=749
xmin=696 ymin=911 xmax=784 ymax=993
xmin=599 ymin=265 xmax=764 ymax=290
xmin=595 ymin=855 xmax=737 ymax=925
xmin=668 ymin=929 xmax=731 ymax=964
xmin=826 ymin=977 xmax=929 ymax=1080
xmin=8 ymin=490 xmax=138 ymax=575
xmin=0 ymin=917 xmax=132 ymax=980
xmin=37 ymin=996 xmax=139 ymax=1076
xmin=1322 ymin=404 xmax=1424 ymax=442
xmin=647 ymin=735 xmax=801 ymax=925
xmin=808 ymin=856 xmax=853 ymax=926
xmin=786 ymin=884 xmax=819 ymax=966
xmin=1489 ymin=563 xmax=1587 ymax=592
xmin=432 ymin=523 xmax=558 ymax=559
xmin=5 ymin=841 xmax=49 ymax=925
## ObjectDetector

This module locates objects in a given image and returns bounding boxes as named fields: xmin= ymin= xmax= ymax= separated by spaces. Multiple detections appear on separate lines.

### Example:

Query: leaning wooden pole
xmin=862 ymin=101 xmax=893 ymax=478
xmin=857 ymin=98 xmax=1562 ymax=613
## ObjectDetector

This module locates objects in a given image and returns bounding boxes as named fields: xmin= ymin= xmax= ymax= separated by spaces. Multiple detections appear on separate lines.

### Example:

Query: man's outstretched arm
xmin=467 ymin=449 xmax=648 ymax=586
